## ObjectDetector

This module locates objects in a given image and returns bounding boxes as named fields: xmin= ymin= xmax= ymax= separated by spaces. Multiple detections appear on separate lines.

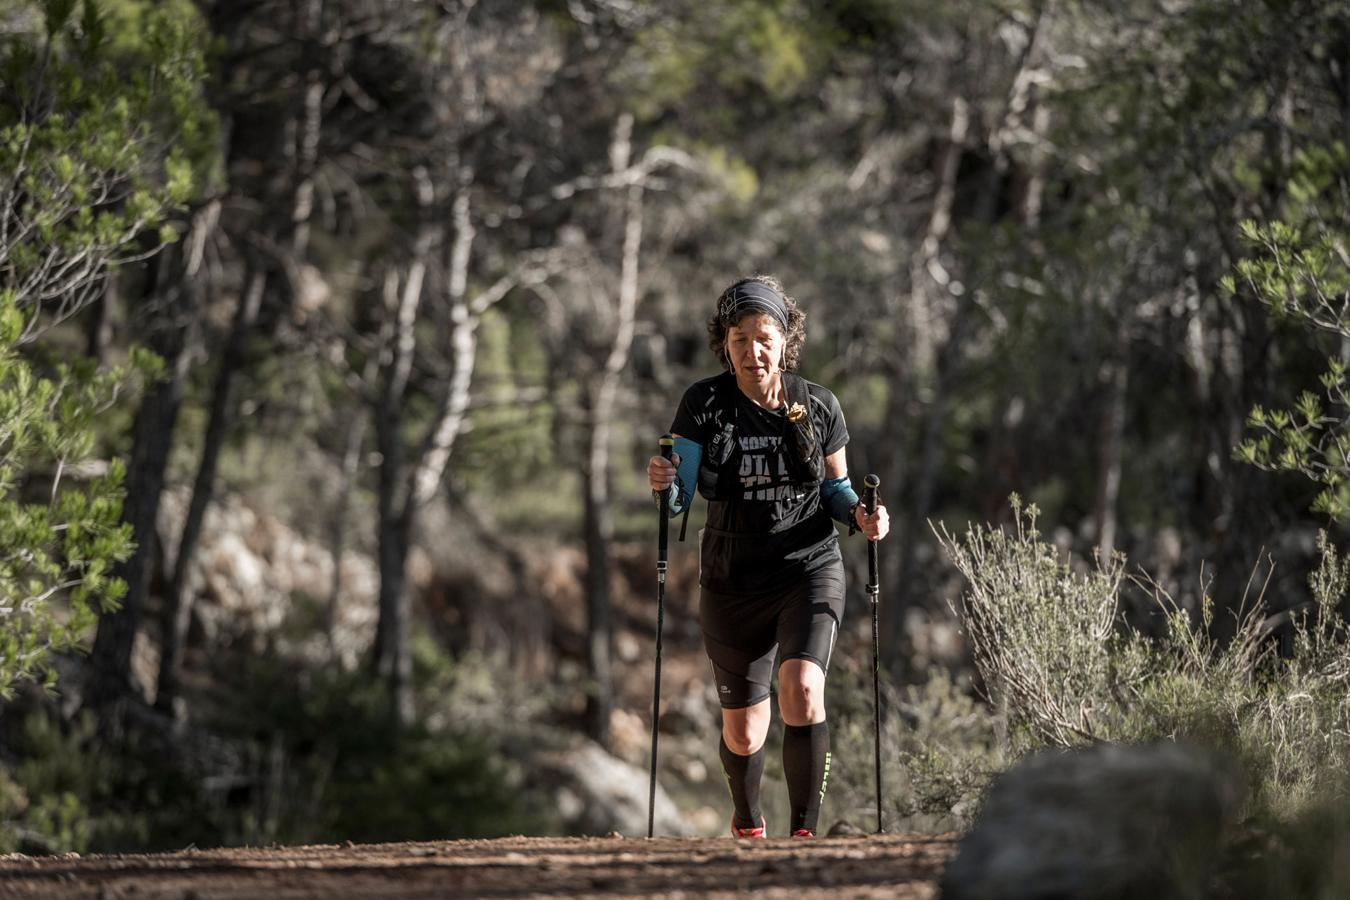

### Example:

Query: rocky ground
xmin=0 ymin=833 xmax=957 ymax=898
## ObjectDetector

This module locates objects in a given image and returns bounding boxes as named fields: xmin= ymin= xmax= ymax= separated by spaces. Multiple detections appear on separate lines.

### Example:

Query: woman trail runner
xmin=647 ymin=275 xmax=889 ymax=839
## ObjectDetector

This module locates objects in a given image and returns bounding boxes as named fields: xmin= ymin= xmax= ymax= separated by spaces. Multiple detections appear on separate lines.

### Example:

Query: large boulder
xmin=942 ymin=741 xmax=1237 ymax=900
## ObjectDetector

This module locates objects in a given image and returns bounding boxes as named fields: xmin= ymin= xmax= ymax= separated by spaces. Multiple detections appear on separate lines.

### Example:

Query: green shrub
xmin=1 ymin=636 xmax=557 ymax=854
xmin=0 ymin=765 xmax=29 ymax=852
xmin=198 ymin=635 xmax=559 ymax=845
xmin=0 ymin=707 xmax=229 ymax=853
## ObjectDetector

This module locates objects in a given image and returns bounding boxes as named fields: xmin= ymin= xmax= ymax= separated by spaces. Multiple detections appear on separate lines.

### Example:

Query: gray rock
xmin=942 ymin=741 xmax=1237 ymax=900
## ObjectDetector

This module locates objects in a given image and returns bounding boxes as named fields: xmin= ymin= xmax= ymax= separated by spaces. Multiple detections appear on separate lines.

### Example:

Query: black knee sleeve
xmin=719 ymin=735 xmax=765 ymax=829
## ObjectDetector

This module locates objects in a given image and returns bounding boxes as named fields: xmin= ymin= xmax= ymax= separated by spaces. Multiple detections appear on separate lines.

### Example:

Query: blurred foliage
xmin=0 ymin=294 xmax=152 ymax=697
xmin=0 ymin=636 xmax=557 ymax=852
xmin=0 ymin=708 xmax=225 ymax=853
xmin=1218 ymin=791 xmax=1350 ymax=899
xmin=0 ymin=0 xmax=214 ymax=696
xmin=0 ymin=0 xmax=217 ymax=333
xmin=1229 ymin=142 xmax=1350 ymax=520
xmin=617 ymin=0 xmax=827 ymax=120
xmin=197 ymin=634 xmax=558 ymax=846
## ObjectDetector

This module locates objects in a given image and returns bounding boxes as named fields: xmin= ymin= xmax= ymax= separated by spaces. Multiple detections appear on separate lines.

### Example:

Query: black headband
xmin=718 ymin=280 xmax=789 ymax=330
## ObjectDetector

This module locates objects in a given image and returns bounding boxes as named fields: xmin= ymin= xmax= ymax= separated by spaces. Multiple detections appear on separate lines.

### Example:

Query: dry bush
xmin=937 ymin=496 xmax=1350 ymax=819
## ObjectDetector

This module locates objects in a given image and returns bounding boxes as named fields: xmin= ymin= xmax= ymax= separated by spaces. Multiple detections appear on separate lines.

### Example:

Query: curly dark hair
xmin=706 ymin=274 xmax=807 ymax=372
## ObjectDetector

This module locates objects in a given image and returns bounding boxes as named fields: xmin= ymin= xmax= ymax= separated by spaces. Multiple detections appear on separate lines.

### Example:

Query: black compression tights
xmin=782 ymin=721 xmax=830 ymax=834
xmin=719 ymin=736 xmax=765 ymax=829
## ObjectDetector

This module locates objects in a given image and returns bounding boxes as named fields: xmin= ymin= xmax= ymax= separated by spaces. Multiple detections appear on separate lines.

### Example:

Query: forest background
xmin=2 ymin=0 xmax=1349 ymax=856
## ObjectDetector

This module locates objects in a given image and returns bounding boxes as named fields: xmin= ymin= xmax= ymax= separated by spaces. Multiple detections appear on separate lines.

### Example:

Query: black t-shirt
xmin=670 ymin=371 xmax=849 ymax=595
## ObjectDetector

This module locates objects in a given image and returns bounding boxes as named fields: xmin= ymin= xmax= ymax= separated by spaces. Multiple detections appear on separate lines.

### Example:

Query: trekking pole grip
xmin=862 ymin=474 xmax=880 ymax=596
xmin=862 ymin=473 xmax=879 ymax=515
xmin=656 ymin=436 xmax=673 ymax=574
xmin=656 ymin=435 xmax=675 ymax=500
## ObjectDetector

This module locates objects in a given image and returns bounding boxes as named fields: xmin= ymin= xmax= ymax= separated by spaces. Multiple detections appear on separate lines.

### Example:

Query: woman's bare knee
xmin=778 ymin=659 xmax=826 ymax=726
xmin=722 ymin=702 xmax=770 ymax=754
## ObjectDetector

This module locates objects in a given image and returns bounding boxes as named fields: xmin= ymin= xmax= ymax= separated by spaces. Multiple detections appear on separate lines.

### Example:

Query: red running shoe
xmin=731 ymin=815 xmax=767 ymax=839
xmin=791 ymin=828 xmax=815 ymax=838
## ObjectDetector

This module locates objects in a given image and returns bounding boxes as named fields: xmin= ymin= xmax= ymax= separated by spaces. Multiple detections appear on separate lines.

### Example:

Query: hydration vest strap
xmin=782 ymin=373 xmax=823 ymax=486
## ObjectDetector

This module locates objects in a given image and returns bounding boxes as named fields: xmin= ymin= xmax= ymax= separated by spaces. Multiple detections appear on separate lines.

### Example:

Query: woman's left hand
xmin=854 ymin=502 xmax=889 ymax=541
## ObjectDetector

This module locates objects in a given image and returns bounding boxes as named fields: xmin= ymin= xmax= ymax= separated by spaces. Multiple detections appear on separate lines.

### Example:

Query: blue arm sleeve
xmin=820 ymin=475 xmax=860 ymax=529
xmin=669 ymin=437 xmax=702 ymax=514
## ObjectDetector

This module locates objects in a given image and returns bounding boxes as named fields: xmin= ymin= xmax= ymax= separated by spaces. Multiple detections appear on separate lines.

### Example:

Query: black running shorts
xmin=699 ymin=558 xmax=846 ymax=709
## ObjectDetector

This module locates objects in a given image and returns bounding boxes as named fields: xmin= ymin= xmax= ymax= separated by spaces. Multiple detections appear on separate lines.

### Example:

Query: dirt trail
xmin=0 ymin=833 xmax=956 ymax=898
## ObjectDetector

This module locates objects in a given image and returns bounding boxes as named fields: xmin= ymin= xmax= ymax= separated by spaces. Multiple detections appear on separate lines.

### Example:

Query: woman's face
xmin=726 ymin=313 xmax=785 ymax=382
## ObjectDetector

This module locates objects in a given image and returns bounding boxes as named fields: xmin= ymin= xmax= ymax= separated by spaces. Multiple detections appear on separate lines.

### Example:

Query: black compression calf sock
xmin=719 ymin=735 xmax=765 ymax=829
xmin=783 ymin=721 xmax=831 ymax=834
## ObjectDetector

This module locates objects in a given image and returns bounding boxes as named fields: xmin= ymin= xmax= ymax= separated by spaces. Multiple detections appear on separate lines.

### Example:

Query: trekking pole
xmin=648 ymin=435 xmax=675 ymax=839
xmin=862 ymin=474 xmax=884 ymax=834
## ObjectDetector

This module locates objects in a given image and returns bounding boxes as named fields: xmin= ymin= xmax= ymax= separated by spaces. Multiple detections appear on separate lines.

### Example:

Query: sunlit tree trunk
xmin=369 ymin=155 xmax=529 ymax=726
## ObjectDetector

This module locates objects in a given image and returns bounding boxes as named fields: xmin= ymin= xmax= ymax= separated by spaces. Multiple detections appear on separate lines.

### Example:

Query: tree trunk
xmin=878 ymin=95 xmax=967 ymax=666
xmin=406 ymin=165 xmax=479 ymax=512
xmin=581 ymin=118 xmax=643 ymax=747
xmin=881 ymin=9 xmax=1049 ymax=666
xmin=367 ymin=153 xmax=532 ymax=724
xmin=581 ymin=395 xmax=615 ymax=747
xmin=85 ymin=275 xmax=116 ymax=363
xmin=1019 ymin=101 xmax=1052 ymax=228
xmin=1341 ymin=30 xmax=1350 ymax=157
xmin=887 ymin=293 xmax=976 ymax=674
xmin=156 ymin=0 xmax=327 ymax=711
xmin=88 ymin=272 xmax=183 ymax=710
xmin=325 ymin=415 xmax=367 ymax=663
xmin=370 ymin=248 xmax=426 ymax=726
xmin=89 ymin=199 xmax=217 ymax=717
xmin=1093 ymin=318 xmax=1130 ymax=560
xmin=156 ymin=264 xmax=266 ymax=713
xmin=374 ymin=500 xmax=414 ymax=726
xmin=372 ymin=329 xmax=414 ymax=726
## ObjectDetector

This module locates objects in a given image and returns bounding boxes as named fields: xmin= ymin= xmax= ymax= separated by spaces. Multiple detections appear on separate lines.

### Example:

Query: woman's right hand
xmin=647 ymin=453 xmax=681 ymax=493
